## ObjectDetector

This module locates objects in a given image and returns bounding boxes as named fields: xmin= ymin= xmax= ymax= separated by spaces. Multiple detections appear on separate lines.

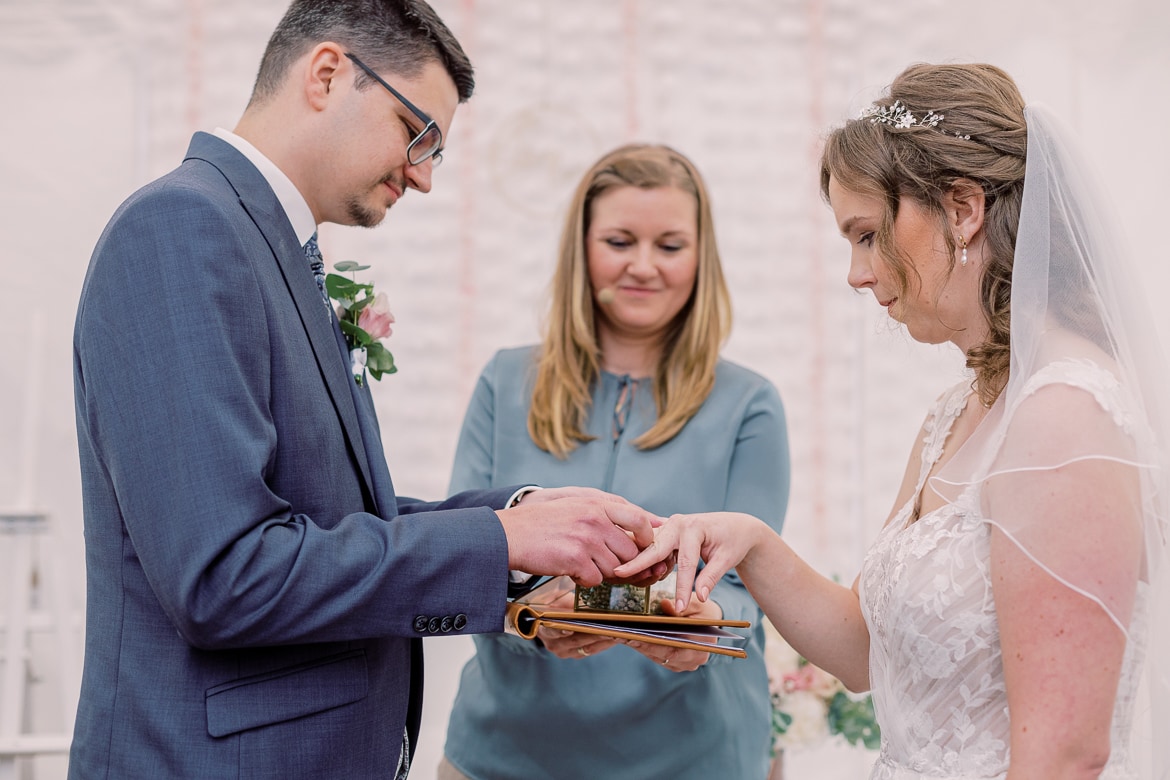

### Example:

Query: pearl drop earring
xmin=958 ymin=235 xmax=968 ymax=266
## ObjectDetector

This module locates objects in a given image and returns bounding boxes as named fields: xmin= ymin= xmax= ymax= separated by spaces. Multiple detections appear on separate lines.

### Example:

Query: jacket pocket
xmin=205 ymin=648 xmax=368 ymax=737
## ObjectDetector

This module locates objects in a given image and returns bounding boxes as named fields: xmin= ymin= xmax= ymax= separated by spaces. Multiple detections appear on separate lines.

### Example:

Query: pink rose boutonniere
xmin=324 ymin=261 xmax=397 ymax=386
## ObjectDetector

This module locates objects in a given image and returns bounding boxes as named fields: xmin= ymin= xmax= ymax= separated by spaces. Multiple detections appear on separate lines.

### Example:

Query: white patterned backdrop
xmin=2 ymin=1 xmax=1168 ymax=777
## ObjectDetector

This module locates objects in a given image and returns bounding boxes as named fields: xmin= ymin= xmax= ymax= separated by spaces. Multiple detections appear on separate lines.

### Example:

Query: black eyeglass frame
xmin=345 ymin=52 xmax=444 ymax=167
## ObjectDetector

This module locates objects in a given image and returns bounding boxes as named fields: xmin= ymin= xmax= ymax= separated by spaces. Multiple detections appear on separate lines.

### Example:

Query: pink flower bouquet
xmin=764 ymin=619 xmax=880 ymax=754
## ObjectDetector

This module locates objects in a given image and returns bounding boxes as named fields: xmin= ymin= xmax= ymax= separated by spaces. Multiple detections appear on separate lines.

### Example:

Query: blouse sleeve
xmin=722 ymin=379 xmax=791 ymax=529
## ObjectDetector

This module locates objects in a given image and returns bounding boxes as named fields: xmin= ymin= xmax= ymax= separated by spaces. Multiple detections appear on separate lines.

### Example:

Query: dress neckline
xmin=899 ymin=383 xmax=974 ymax=530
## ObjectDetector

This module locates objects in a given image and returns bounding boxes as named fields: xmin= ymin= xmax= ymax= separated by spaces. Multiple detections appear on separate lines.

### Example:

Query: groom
xmin=70 ymin=1 xmax=660 ymax=777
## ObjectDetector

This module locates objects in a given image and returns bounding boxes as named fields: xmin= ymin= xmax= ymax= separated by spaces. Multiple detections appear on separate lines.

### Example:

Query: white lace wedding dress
xmin=859 ymin=360 xmax=1149 ymax=780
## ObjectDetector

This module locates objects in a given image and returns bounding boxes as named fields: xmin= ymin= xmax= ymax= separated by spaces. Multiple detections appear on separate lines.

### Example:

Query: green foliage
xmin=827 ymin=691 xmax=881 ymax=750
xmin=324 ymin=274 xmax=368 ymax=301
xmin=365 ymin=342 xmax=397 ymax=380
xmin=338 ymin=318 xmax=371 ymax=347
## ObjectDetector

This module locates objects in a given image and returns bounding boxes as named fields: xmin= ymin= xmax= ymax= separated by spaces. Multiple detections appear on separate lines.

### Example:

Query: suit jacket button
xmin=413 ymin=616 xmax=428 ymax=633
xmin=427 ymin=617 xmax=442 ymax=633
xmin=440 ymin=616 xmax=454 ymax=632
xmin=453 ymin=613 xmax=468 ymax=631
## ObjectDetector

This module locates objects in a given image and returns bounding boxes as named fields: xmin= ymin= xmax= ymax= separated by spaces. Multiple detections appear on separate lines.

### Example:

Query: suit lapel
xmin=184 ymin=134 xmax=379 ymax=510
xmin=250 ymin=201 xmax=380 ymax=510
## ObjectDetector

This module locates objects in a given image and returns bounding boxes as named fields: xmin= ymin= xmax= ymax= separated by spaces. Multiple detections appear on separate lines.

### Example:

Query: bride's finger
xmin=693 ymin=553 xmax=734 ymax=602
xmin=671 ymin=523 xmax=706 ymax=612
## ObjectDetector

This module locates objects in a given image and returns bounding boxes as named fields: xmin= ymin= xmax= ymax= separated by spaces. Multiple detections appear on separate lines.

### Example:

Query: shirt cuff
xmin=505 ymin=485 xmax=541 ymax=509
xmin=506 ymin=486 xmax=541 ymax=584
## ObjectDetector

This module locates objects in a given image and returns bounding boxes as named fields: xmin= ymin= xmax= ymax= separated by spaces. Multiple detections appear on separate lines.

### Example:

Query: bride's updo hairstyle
xmin=820 ymin=63 xmax=1027 ymax=406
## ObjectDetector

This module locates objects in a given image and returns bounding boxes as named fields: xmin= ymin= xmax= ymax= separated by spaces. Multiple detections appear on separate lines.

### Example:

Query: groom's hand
xmin=497 ymin=487 xmax=668 ymax=586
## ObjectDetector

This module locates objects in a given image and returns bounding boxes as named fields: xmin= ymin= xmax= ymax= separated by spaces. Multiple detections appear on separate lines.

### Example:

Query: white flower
xmin=765 ymin=627 xmax=802 ymax=696
xmin=776 ymin=690 xmax=830 ymax=749
xmin=350 ymin=346 xmax=367 ymax=382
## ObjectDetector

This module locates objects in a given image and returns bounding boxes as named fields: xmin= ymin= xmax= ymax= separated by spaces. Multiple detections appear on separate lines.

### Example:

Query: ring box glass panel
xmin=574 ymin=571 xmax=677 ymax=615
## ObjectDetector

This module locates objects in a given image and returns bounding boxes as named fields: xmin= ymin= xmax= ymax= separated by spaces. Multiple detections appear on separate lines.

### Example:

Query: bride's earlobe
xmin=945 ymin=178 xmax=986 ymax=238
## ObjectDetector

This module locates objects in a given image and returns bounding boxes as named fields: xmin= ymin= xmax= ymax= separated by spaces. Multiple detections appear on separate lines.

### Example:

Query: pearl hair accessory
xmin=859 ymin=100 xmax=972 ymax=141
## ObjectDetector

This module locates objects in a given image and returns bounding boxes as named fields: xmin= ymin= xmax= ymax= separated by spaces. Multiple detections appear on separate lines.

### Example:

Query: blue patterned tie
xmin=303 ymin=232 xmax=330 ymax=307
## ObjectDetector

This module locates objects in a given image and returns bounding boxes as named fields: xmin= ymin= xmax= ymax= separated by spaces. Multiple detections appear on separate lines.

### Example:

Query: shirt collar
xmin=212 ymin=127 xmax=317 ymax=247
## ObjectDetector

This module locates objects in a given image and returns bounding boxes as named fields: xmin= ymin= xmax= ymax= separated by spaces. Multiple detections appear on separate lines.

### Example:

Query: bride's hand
xmin=613 ymin=512 xmax=770 ymax=611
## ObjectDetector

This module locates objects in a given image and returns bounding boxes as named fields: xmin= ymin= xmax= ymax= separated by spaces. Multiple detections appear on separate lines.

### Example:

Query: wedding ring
xmin=577 ymin=647 xmax=590 ymax=657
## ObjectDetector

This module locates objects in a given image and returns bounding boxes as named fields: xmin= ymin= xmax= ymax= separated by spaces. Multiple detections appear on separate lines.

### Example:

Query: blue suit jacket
xmin=70 ymin=132 xmax=517 ymax=778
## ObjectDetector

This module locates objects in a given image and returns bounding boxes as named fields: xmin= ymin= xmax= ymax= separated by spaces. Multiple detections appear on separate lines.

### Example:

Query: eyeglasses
xmin=345 ymin=52 xmax=444 ymax=168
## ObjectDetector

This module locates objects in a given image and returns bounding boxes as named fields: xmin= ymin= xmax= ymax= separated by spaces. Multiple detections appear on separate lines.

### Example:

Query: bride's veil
xmin=930 ymin=105 xmax=1170 ymax=778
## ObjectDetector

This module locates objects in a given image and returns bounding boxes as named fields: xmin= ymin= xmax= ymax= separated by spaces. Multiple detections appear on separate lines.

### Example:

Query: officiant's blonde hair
xmin=528 ymin=144 xmax=731 ymax=458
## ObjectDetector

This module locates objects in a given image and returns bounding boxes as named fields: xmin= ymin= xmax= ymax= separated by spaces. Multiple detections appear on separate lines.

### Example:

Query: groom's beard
xmin=346 ymin=171 xmax=407 ymax=228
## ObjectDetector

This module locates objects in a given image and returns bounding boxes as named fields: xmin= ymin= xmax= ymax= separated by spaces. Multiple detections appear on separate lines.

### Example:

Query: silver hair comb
xmin=859 ymin=100 xmax=971 ymax=140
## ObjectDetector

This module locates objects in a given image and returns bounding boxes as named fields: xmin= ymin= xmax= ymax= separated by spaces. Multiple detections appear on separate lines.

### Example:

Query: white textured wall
xmin=3 ymin=1 xmax=1168 ymax=778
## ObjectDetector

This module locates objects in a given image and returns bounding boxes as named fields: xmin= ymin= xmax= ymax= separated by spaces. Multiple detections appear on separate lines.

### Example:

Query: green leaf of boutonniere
xmin=338 ymin=319 xmax=373 ymax=347
xmin=365 ymin=342 xmax=397 ymax=380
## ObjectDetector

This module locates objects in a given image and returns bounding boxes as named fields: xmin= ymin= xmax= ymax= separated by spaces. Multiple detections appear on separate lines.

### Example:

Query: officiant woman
xmin=436 ymin=144 xmax=791 ymax=780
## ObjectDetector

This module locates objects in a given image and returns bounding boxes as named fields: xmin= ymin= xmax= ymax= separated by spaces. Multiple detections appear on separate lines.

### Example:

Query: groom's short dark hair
xmin=249 ymin=0 xmax=474 ymax=105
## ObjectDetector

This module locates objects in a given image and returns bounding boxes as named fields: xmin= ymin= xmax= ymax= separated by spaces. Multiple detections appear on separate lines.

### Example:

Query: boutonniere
xmin=325 ymin=261 xmax=397 ymax=386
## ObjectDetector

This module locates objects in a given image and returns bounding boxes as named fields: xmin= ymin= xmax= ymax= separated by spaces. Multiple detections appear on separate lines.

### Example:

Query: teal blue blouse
xmin=443 ymin=346 xmax=790 ymax=779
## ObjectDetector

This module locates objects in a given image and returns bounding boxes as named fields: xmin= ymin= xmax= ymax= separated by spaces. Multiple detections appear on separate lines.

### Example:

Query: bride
xmin=617 ymin=63 xmax=1169 ymax=780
